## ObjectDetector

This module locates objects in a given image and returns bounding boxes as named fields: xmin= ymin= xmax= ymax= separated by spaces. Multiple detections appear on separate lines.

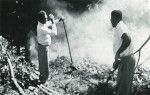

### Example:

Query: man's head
xmin=111 ymin=10 xmax=122 ymax=27
xmin=37 ymin=10 xmax=47 ymax=24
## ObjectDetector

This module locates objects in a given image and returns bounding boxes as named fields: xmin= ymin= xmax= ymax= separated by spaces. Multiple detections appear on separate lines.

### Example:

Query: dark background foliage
xmin=0 ymin=0 xmax=41 ymax=48
xmin=58 ymin=0 xmax=102 ymax=12
xmin=0 ymin=0 xmax=102 ymax=48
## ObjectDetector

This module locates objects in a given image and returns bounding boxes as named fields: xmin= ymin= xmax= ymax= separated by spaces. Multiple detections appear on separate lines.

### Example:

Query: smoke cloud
xmin=44 ymin=0 xmax=150 ymax=68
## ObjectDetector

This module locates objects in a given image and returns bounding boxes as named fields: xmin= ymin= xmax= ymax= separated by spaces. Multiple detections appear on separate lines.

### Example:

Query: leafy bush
xmin=0 ymin=37 xmax=150 ymax=95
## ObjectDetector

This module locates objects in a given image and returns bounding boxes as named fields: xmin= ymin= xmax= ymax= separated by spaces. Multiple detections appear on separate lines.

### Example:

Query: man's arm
xmin=54 ymin=19 xmax=60 ymax=24
xmin=115 ymin=33 xmax=131 ymax=59
xmin=42 ymin=26 xmax=57 ymax=36
xmin=51 ymin=24 xmax=57 ymax=35
xmin=41 ymin=21 xmax=57 ymax=35
xmin=41 ymin=25 xmax=52 ymax=34
xmin=54 ymin=18 xmax=64 ymax=24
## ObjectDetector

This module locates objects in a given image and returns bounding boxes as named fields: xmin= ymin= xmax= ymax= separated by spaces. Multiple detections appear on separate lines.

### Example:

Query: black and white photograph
xmin=0 ymin=0 xmax=150 ymax=95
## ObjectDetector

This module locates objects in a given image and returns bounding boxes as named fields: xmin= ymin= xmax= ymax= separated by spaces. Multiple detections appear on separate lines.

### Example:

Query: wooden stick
xmin=133 ymin=35 xmax=150 ymax=70
xmin=30 ymin=75 xmax=60 ymax=95
xmin=6 ymin=56 xmax=25 ymax=95
xmin=40 ymin=84 xmax=60 ymax=95
xmin=37 ymin=84 xmax=61 ymax=95
xmin=62 ymin=20 xmax=73 ymax=64
xmin=133 ymin=35 xmax=150 ymax=55
xmin=37 ymin=85 xmax=53 ymax=95
xmin=134 ymin=51 xmax=141 ymax=71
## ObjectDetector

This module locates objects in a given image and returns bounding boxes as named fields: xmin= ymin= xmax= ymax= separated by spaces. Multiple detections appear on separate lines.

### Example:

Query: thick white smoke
xmin=47 ymin=0 xmax=150 ymax=68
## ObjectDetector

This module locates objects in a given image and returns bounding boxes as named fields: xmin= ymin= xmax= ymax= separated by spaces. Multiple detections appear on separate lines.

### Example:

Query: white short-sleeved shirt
xmin=113 ymin=21 xmax=134 ymax=57
xmin=37 ymin=21 xmax=57 ymax=46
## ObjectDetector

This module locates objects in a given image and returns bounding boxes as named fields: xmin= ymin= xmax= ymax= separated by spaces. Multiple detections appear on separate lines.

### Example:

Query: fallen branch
xmin=40 ymin=84 xmax=61 ymax=95
xmin=30 ymin=75 xmax=60 ymax=95
xmin=37 ymin=85 xmax=53 ymax=95
xmin=5 ymin=56 xmax=25 ymax=95
xmin=36 ymin=84 xmax=61 ymax=95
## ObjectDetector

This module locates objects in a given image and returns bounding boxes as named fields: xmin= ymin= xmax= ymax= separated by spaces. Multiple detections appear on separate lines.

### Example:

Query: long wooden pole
xmin=62 ymin=20 xmax=73 ymax=64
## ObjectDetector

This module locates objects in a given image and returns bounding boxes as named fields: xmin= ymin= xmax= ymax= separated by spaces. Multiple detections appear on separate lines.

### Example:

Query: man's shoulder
xmin=37 ymin=22 xmax=44 ymax=29
xmin=117 ymin=21 xmax=129 ymax=33
xmin=118 ymin=21 xmax=128 ymax=30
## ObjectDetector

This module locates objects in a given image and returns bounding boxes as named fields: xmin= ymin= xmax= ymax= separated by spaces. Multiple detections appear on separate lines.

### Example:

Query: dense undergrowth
xmin=0 ymin=37 xmax=150 ymax=95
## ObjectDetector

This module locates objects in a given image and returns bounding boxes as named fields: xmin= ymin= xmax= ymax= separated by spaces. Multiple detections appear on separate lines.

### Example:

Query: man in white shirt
xmin=37 ymin=11 xmax=61 ymax=83
xmin=111 ymin=10 xmax=135 ymax=95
